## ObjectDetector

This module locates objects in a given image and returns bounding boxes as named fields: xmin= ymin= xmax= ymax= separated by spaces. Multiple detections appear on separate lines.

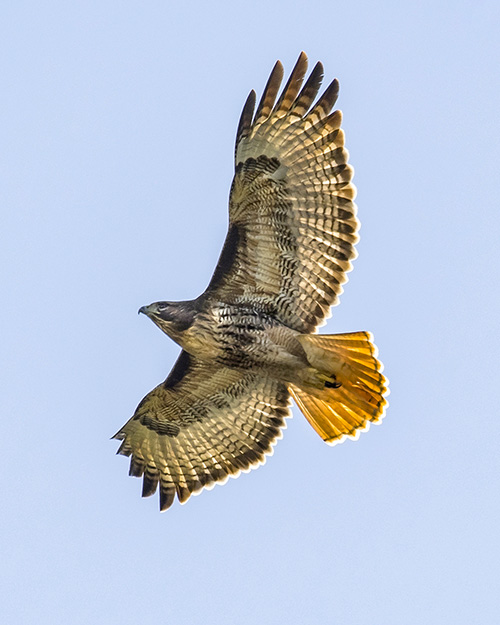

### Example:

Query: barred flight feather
xmin=114 ymin=353 xmax=291 ymax=510
xmin=202 ymin=54 xmax=358 ymax=333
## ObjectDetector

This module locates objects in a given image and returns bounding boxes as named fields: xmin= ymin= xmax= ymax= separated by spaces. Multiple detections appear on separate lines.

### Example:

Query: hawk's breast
xmin=183 ymin=303 xmax=305 ymax=372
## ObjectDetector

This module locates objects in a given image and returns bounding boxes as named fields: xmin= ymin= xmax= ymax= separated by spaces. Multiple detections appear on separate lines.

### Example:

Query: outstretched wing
xmin=113 ymin=351 xmax=291 ymax=510
xmin=202 ymin=52 xmax=358 ymax=333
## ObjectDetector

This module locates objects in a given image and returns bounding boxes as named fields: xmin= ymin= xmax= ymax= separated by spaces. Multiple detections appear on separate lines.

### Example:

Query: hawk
xmin=114 ymin=52 xmax=389 ymax=511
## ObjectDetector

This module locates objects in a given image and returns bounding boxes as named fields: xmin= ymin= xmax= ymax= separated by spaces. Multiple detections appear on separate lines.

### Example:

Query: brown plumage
xmin=114 ymin=52 xmax=389 ymax=511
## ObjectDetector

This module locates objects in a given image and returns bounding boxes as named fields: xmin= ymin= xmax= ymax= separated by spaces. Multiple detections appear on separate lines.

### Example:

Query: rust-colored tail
xmin=289 ymin=332 xmax=388 ymax=445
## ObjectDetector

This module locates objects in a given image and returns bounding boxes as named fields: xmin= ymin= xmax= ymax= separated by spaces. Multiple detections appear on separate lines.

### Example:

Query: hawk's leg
xmin=293 ymin=367 xmax=343 ymax=391
xmin=324 ymin=375 xmax=342 ymax=389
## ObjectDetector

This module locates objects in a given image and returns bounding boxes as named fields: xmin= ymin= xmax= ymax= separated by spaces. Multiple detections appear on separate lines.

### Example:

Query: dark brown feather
xmin=273 ymin=51 xmax=308 ymax=115
xmin=306 ymin=78 xmax=340 ymax=125
xmin=235 ymin=90 xmax=256 ymax=158
xmin=253 ymin=60 xmax=284 ymax=126
xmin=163 ymin=350 xmax=192 ymax=389
xmin=290 ymin=61 xmax=324 ymax=117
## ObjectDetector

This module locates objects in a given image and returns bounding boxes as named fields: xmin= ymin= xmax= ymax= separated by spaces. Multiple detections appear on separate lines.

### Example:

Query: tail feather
xmin=289 ymin=331 xmax=388 ymax=445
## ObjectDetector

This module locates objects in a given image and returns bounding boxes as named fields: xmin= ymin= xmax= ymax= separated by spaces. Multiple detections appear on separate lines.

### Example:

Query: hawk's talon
xmin=324 ymin=377 xmax=342 ymax=389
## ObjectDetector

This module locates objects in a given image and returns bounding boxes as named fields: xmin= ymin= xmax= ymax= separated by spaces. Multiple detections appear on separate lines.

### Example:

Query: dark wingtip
xmin=142 ymin=472 xmax=159 ymax=498
xmin=273 ymin=51 xmax=309 ymax=114
xmin=306 ymin=76 xmax=340 ymax=122
xmin=235 ymin=89 xmax=256 ymax=154
xmin=324 ymin=78 xmax=340 ymax=108
xmin=159 ymin=485 xmax=176 ymax=511
xmin=253 ymin=59 xmax=284 ymax=126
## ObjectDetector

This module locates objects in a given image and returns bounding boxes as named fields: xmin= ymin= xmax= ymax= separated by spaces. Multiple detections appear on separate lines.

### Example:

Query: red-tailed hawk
xmin=114 ymin=52 xmax=388 ymax=511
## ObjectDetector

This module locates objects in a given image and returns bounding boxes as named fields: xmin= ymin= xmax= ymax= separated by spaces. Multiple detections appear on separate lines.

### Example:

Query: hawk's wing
xmin=113 ymin=351 xmax=291 ymax=510
xmin=201 ymin=52 xmax=358 ymax=333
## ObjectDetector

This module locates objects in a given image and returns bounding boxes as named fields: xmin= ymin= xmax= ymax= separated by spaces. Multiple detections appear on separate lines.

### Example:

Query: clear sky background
xmin=2 ymin=2 xmax=499 ymax=624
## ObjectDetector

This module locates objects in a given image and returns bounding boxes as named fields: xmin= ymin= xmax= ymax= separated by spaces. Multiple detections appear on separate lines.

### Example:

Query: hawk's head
xmin=139 ymin=301 xmax=196 ymax=343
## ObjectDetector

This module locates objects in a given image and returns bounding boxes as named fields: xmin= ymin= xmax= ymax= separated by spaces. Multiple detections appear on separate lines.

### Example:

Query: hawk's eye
xmin=156 ymin=304 xmax=172 ymax=319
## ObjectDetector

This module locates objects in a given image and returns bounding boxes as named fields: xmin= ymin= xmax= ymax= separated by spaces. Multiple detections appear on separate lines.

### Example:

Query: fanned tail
xmin=289 ymin=332 xmax=388 ymax=445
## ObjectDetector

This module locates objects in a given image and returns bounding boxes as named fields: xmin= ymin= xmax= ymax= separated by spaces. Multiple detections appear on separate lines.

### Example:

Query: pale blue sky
xmin=2 ymin=2 xmax=499 ymax=624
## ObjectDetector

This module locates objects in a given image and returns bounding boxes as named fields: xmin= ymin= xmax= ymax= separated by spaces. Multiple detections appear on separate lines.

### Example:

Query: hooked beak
xmin=138 ymin=305 xmax=151 ymax=316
